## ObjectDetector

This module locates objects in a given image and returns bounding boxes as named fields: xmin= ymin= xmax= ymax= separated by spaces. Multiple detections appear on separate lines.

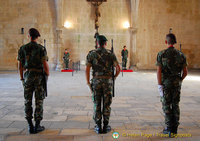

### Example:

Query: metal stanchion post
xmin=72 ymin=62 xmax=74 ymax=76
xmin=79 ymin=61 xmax=80 ymax=71
xmin=76 ymin=62 xmax=78 ymax=73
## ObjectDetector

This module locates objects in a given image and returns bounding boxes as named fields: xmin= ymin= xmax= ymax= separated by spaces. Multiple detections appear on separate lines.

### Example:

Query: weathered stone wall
xmin=62 ymin=0 xmax=130 ymax=67
xmin=0 ymin=0 xmax=130 ymax=70
xmin=135 ymin=0 xmax=200 ymax=69
xmin=0 ymin=0 xmax=57 ymax=70
xmin=0 ymin=0 xmax=200 ymax=70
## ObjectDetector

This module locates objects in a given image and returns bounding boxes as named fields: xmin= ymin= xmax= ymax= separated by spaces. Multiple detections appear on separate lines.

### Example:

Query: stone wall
xmin=135 ymin=0 xmax=200 ymax=69
xmin=0 ymin=0 xmax=200 ymax=70
xmin=0 ymin=0 xmax=57 ymax=70
xmin=62 ymin=0 xmax=130 ymax=67
xmin=0 ymin=0 xmax=130 ymax=70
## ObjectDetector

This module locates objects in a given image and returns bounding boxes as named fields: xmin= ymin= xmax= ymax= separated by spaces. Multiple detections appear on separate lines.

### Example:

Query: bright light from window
xmin=123 ymin=21 xmax=130 ymax=29
xmin=64 ymin=21 xmax=72 ymax=28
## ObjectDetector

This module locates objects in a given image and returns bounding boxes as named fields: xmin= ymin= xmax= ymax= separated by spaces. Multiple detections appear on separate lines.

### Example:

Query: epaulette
xmin=106 ymin=49 xmax=112 ymax=53
xmin=38 ymin=44 xmax=46 ymax=51
xmin=20 ymin=44 xmax=26 ymax=49
xmin=89 ymin=49 xmax=96 ymax=53
xmin=178 ymin=51 xmax=184 ymax=56
xmin=38 ymin=44 xmax=45 ymax=48
xmin=159 ymin=49 xmax=166 ymax=54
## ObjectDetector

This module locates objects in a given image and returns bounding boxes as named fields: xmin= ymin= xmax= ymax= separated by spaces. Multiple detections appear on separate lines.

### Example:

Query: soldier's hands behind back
xmin=158 ymin=85 xmax=164 ymax=97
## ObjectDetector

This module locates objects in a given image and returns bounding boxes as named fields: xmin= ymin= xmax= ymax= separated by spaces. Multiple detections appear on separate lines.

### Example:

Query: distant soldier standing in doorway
xmin=121 ymin=45 xmax=128 ymax=70
xmin=63 ymin=49 xmax=70 ymax=69
xmin=156 ymin=33 xmax=188 ymax=137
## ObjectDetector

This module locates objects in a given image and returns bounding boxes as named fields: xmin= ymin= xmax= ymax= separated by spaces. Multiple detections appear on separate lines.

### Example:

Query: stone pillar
xmin=55 ymin=29 xmax=63 ymax=70
xmin=55 ymin=0 xmax=64 ymax=70
xmin=129 ymin=0 xmax=139 ymax=68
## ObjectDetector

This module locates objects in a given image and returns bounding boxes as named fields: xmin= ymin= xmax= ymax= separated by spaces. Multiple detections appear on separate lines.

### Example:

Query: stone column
xmin=55 ymin=29 xmax=63 ymax=70
xmin=55 ymin=0 xmax=64 ymax=70
xmin=129 ymin=0 xmax=139 ymax=68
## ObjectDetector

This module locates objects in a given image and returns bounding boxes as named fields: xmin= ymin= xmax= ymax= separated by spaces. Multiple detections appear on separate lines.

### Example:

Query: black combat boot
xmin=171 ymin=126 xmax=178 ymax=136
xmin=94 ymin=124 xmax=102 ymax=134
xmin=163 ymin=127 xmax=172 ymax=137
xmin=27 ymin=119 xmax=35 ymax=134
xmin=35 ymin=121 xmax=45 ymax=133
xmin=103 ymin=124 xmax=111 ymax=133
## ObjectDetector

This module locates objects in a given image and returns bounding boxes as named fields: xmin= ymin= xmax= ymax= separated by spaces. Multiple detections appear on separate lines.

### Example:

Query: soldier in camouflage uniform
xmin=86 ymin=35 xmax=120 ymax=134
xmin=63 ymin=49 xmax=70 ymax=69
xmin=156 ymin=33 xmax=188 ymax=137
xmin=121 ymin=45 xmax=128 ymax=70
xmin=18 ymin=28 xmax=49 ymax=134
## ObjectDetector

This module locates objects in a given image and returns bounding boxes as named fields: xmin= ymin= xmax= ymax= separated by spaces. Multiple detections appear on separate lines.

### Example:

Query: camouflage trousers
xmin=122 ymin=58 xmax=127 ymax=69
xmin=24 ymin=71 xmax=45 ymax=121
xmin=92 ymin=78 xmax=112 ymax=125
xmin=64 ymin=59 xmax=69 ymax=69
xmin=161 ymin=86 xmax=181 ymax=129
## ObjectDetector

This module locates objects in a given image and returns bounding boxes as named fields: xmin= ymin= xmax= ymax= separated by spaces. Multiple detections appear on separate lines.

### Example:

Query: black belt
xmin=93 ymin=76 xmax=112 ymax=79
xmin=26 ymin=68 xmax=43 ymax=72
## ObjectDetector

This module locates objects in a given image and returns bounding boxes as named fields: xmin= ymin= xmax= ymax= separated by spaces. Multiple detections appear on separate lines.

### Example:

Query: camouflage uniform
xmin=18 ymin=41 xmax=48 ymax=122
xmin=86 ymin=47 xmax=119 ymax=125
xmin=156 ymin=47 xmax=187 ymax=130
xmin=121 ymin=49 xmax=128 ymax=69
xmin=63 ymin=52 xmax=70 ymax=69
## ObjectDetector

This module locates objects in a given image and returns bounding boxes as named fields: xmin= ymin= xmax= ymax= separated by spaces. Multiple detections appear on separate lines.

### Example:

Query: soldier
xmin=18 ymin=28 xmax=49 ymax=134
xmin=121 ymin=45 xmax=128 ymax=70
xmin=86 ymin=35 xmax=120 ymax=134
xmin=63 ymin=49 xmax=70 ymax=69
xmin=156 ymin=33 xmax=188 ymax=137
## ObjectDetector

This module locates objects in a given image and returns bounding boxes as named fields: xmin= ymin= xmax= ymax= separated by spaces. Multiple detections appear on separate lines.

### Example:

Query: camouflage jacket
xmin=63 ymin=52 xmax=70 ymax=60
xmin=86 ymin=47 xmax=119 ymax=77
xmin=121 ymin=49 xmax=128 ymax=58
xmin=17 ymin=41 xmax=48 ymax=70
xmin=156 ymin=47 xmax=187 ymax=87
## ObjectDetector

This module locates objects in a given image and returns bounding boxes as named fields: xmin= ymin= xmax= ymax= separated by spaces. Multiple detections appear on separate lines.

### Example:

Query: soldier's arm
xmin=157 ymin=66 xmax=164 ymax=97
xmin=86 ymin=51 xmax=93 ymax=84
xmin=40 ymin=46 xmax=49 ymax=76
xmin=181 ymin=53 xmax=188 ymax=81
xmin=43 ymin=61 xmax=49 ymax=76
xmin=181 ymin=66 xmax=188 ymax=80
xmin=115 ymin=64 xmax=120 ymax=78
xmin=19 ymin=62 xmax=24 ymax=80
xmin=86 ymin=65 xmax=91 ymax=84
xmin=156 ymin=52 xmax=162 ymax=85
xmin=157 ymin=66 xmax=162 ymax=85
xmin=18 ymin=47 xmax=24 ymax=80
xmin=112 ymin=53 xmax=120 ymax=78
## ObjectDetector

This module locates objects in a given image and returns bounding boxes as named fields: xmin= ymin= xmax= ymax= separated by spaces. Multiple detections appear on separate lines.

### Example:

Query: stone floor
xmin=0 ymin=70 xmax=200 ymax=141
